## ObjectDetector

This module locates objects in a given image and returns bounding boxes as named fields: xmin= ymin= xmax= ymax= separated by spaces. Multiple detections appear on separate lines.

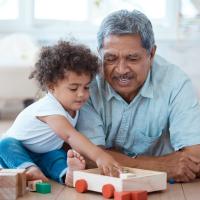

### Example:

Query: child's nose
xmin=77 ymin=91 xmax=84 ymax=97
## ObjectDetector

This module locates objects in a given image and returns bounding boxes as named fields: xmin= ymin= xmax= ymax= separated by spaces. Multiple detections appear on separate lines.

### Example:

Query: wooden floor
xmin=1 ymin=121 xmax=200 ymax=200
xmin=16 ymin=179 xmax=200 ymax=200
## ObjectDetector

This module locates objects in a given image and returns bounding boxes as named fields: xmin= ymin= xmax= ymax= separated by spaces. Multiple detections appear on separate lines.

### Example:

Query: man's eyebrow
xmin=127 ymin=53 xmax=140 ymax=57
xmin=103 ymin=52 xmax=117 ymax=57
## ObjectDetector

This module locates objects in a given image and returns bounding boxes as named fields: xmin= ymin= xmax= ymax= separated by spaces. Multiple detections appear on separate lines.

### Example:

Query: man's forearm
xmin=105 ymin=149 xmax=163 ymax=170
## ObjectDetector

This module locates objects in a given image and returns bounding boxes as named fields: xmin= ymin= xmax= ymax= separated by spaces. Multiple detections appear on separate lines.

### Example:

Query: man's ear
xmin=150 ymin=45 xmax=157 ymax=65
xmin=97 ymin=48 xmax=104 ymax=76
xmin=98 ymin=59 xmax=104 ymax=76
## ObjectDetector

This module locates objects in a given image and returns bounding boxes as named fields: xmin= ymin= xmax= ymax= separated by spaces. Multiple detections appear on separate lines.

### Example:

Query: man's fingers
xmin=173 ymin=153 xmax=198 ymax=182
xmin=185 ymin=169 xmax=196 ymax=181
xmin=180 ymin=152 xmax=200 ymax=174
xmin=187 ymin=158 xmax=200 ymax=174
xmin=188 ymin=154 xmax=200 ymax=164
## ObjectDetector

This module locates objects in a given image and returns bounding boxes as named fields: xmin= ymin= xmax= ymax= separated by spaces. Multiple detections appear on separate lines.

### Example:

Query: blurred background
xmin=0 ymin=0 xmax=200 ymax=119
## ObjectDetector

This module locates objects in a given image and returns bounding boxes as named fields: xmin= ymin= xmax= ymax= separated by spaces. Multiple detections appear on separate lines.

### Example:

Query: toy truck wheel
xmin=102 ymin=184 xmax=115 ymax=198
xmin=75 ymin=179 xmax=88 ymax=193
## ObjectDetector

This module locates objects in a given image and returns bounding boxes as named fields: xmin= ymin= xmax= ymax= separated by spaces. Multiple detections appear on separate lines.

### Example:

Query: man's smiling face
xmin=101 ymin=34 xmax=155 ymax=102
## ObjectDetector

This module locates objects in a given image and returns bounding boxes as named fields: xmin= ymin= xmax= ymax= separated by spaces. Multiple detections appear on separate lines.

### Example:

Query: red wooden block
xmin=102 ymin=184 xmax=115 ymax=198
xmin=75 ymin=179 xmax=88 ymax=193
xmin=131 ymin=190 xmax=148 ymax=200
xmin=114 ymin=191 xmax=131 ymax=200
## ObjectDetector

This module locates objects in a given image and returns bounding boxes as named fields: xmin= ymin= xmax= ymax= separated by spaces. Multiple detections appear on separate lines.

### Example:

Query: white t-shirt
xmin=4 ymin=92 xmax=79 ymax=153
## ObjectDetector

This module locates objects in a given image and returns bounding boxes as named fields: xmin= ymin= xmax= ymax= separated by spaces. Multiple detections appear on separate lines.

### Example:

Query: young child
xmin=0 ymin=40 xmax=120 ymax=186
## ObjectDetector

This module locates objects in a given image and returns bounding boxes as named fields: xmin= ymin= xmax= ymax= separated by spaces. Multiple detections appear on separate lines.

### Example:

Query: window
xmin=0 ymin=0 xmax=19 ymax=20
xmin=178 ymin=0 xmax=200 ymax=40
xmin=90 ymin=0 xmax=167 ymax=25
xmin=181 ymin=0 xmax=199 ymax=18
xmin=34 ymin=0 xmax=88 ymax=21
xmin=0 ymin=0 xmax=187 ymax=41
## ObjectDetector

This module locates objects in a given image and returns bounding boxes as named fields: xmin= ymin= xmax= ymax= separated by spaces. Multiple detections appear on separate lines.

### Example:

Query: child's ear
xmin=47 ymin=83 xmax=54 ymax=92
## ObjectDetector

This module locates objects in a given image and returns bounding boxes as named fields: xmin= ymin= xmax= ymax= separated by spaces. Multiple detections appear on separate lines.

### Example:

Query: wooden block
xmin=0 ymin=173 xmax=18 ymax=200
xmin=0 ymin=169 xmax=27 ymax=196
xmin=131 ymin=191 xmax=147 ymax=200
xmin=0 ymin=188 xmax=18 ymax=200
xmin=28 ymin=180 xmax=42 ymax=191
xmin=0 ymin=172 xmax=18 ymax=187
xmin=0 ymin=168 xmax=26 ymax=174
xmin=114 ymin=191 xmax=131 ymax=200
xmin=17 ymin=170 xmax=27 ymax=196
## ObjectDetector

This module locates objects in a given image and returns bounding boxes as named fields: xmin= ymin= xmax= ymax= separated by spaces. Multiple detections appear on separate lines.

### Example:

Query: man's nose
xmin=116 ymin=59 xmax=128 ymax=74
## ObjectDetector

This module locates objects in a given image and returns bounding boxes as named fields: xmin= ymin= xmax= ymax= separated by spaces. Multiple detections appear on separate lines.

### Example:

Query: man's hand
xmin=159 ymin=151 xmax=200 ymax=182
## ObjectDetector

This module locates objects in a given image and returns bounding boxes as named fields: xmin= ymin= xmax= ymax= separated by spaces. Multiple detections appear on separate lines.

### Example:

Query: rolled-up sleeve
xmin=76 ymin=98 xmax=106 ymax=146
xmin=169 ymin=79 xmax=200 ymax=150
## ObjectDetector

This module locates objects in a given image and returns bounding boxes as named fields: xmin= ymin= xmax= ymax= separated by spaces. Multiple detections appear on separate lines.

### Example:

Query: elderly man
xmin=76 ymin=9 xmax=200 ymax=182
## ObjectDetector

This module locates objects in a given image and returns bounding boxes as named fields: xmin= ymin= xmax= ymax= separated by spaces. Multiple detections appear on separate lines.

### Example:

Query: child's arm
xmin=38 ymin=115 xmax=121 ymax=176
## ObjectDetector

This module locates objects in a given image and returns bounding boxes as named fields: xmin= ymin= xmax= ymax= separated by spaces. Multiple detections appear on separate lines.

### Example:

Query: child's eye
xmin=69 ymin=88 xmax=78 ymax=91
xmin=84 ymin=86 xmax=90 ymax=90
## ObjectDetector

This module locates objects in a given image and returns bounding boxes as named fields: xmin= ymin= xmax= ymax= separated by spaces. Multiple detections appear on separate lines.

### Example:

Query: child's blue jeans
xmin=0 ymin=137 xmax=68 ymax=183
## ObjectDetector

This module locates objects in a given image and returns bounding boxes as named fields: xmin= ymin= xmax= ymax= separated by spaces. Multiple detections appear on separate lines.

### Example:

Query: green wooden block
xmin=36 ymin=182 xmax=51 ymax=194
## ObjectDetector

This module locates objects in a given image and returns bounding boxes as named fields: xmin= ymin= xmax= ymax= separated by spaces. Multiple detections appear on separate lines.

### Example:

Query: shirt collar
xmin=139 ymin=70 xmax=154 ymax=99
xmin=104 ymin=70 xmax=154 ymax=102
xmin=105 ymin=81 xmax=118 ymax=101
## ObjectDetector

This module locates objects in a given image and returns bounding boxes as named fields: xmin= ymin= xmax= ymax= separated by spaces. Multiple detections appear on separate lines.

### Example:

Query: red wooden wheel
xmin=75 ymin=179 xmax=88 ymax=193
xmin=102 ymin=184 xmax=115 ymax=198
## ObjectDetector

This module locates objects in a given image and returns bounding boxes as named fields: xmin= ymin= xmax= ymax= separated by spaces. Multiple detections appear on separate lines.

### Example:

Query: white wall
xmin=157 ymin=40 xmax=200 ymax=98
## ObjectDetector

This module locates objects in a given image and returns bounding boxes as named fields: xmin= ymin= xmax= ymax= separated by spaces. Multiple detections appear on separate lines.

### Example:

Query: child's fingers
xmin=99 ymin=166 xmax=104 ymax=175
xmin=109 ymin=165 xmax=121 ymax=177
xmin=114 ymin=163 xmax=122 ymax=172
xmin=103 ymin=166 xmax=110 ymax=176
xmin=110 ymin=169 xmax=119 ymax=177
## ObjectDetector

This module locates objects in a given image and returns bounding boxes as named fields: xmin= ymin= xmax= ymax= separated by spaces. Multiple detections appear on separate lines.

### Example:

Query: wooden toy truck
xmin=73 ymin=167 xmax=167 ymax=199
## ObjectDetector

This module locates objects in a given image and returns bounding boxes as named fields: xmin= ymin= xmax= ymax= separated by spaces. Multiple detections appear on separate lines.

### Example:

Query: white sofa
xmin=0 ymin=33 xmax=39 ymax=100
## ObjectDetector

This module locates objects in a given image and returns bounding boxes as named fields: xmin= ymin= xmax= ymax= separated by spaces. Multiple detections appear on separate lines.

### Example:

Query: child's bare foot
xmin=65 ymin=149 xmax=85 ymax=187
xmin=26 ymin=166 xmax=49 ymax=182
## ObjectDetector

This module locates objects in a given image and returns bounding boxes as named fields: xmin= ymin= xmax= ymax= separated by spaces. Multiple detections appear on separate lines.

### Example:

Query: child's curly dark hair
xmin=30 ymin=40 xmax=99 ymax=91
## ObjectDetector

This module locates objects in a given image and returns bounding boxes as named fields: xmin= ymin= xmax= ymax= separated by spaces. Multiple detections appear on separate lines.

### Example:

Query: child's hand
xmin=95 ymin=151 xmax=121 ymax=177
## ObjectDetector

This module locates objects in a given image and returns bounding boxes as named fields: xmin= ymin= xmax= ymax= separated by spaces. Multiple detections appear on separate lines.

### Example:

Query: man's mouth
xmin=113 ymin=74 xmax=134 ymax=86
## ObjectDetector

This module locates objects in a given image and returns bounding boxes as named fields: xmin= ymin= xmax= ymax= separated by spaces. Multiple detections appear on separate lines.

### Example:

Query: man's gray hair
xmin=97 ymin=9 xmax=155 ymax=54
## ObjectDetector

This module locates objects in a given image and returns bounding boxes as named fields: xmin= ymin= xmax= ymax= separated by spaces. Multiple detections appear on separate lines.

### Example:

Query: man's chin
xmin=114 ymin=87 xmax=139 ymax=101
